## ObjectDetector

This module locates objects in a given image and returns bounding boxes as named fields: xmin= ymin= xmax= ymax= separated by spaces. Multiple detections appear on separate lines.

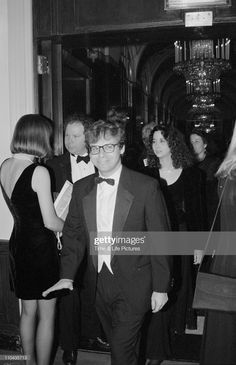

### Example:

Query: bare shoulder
xmin=32 ymin=165 xmax=51 ymax=189
xmin=0 ymin=158 xmax=12 ymax=171
xmin=0 ymin=158 xmax=14 ymax=182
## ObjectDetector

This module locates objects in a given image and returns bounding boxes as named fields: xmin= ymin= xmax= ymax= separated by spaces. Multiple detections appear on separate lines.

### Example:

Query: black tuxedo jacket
xmin=61 ymin=166 xmax=171 ymax=314
xmin=47 ymin=152 xmax=96 ymax=193
xmin=47 ymin=152 xmax=72 ymax=193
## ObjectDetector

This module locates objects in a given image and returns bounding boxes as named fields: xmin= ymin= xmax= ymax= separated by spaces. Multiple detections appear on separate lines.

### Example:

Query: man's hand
xmin=151 ymin=292 xmax=168 ymax=313
xmin=42 ymin=279 xmax=73 ymax=297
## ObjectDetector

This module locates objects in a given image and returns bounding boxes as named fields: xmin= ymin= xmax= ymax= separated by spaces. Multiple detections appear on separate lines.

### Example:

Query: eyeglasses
xmin=89 ymin=143 xmax=122 ymax=155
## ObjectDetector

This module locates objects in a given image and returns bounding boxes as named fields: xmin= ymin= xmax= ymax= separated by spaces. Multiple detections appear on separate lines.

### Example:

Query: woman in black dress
xmin=0 ymin=115 xmax=64 ymax=365
xmin=190 ymin=129 xmax=221 ymax=229
xmin=200 ymin=123 xmax=236 ymax=365
xmin=145 ymin=125 xmax=206 ymax=365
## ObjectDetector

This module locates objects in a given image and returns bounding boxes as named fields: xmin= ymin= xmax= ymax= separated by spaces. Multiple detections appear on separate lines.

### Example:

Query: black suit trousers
xmin=96 ymin=264 xmax=145 ymax=365
xmin=59 ymin=286 xmax=103 ymax=350
xmin=59 ymin=288 xmax=80 ymax=350
xmin=59 ymin=255 xmax=103 ymax=350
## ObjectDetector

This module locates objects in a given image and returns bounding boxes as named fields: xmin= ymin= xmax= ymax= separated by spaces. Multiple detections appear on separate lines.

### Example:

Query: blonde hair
xmin=11 ymin=114 xmax=53 ymax=158
xmin=216 ymin=121 xmax=236 ymax=178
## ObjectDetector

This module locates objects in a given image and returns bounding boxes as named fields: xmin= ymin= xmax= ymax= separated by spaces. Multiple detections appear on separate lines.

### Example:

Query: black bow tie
xmin=75 ymin=155 xmax=90 ymax=164
xmin=95 ymin=176 xmax=115 ymax=186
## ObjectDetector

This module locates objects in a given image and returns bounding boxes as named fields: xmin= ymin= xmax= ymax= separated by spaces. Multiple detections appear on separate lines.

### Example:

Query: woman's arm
xmin=32 ymin=165 xmax=64 ymax=232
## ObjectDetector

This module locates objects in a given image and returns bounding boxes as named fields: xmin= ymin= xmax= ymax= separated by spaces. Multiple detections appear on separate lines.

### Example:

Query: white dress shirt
xmin=96 ymin=165 xmax=122 ymax=274
xmin=70 ymin=153 xmax=95 ymax=182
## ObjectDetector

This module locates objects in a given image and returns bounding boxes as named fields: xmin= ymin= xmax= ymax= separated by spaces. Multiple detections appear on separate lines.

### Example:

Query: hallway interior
xmin=0 ymin=316 xmax=203 ymax=364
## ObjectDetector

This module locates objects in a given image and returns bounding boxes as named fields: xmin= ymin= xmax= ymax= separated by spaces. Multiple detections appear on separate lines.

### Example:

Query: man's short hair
xmin=85 ymin=119 xmax=126 ymax=146
xmin=64 ymin=113 xmax=94 ymax=133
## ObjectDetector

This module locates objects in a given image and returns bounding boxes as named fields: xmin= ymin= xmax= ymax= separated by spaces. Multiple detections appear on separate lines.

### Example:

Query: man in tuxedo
xmin=47 ymin=114 xmax=108 ymax=365
xmin=47 ymin=113 xmax=95 ymax=192
xmin=44 ymin=119 xmax=171 ymax=365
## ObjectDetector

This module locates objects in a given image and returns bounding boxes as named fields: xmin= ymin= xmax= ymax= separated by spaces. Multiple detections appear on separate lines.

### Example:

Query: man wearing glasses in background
xmin=44 ymin=119 xmax=171 ymax=365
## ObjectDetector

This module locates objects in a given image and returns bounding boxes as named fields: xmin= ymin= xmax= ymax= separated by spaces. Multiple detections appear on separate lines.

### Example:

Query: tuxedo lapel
xmin=112 ymin=168 xmax=134 ymax=260
xmin=112 ymin=185 xmax=134 ymax=233
xmin=60 ymin=153 xmax=72 ymax=183
xmin=83 ymin=183 xmax=98 ymax=270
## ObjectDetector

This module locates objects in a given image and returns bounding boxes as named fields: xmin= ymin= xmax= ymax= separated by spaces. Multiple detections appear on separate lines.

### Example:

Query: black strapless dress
xmin=1 ymin=164 xmax=59 ymax=300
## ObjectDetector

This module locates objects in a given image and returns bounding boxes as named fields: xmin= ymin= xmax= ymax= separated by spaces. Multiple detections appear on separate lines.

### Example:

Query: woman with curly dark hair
xmin=145 ymin=125 xmax=206 ymax=365
xmin=148 ymin=125 xmax=193 ymax=170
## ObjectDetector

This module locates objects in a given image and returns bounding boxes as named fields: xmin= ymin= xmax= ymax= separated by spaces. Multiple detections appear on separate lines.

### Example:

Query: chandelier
xmin=185 ymin=77 xmax=221 ymax=99
xmin=190 ymin=94 xmax=218 ymax=115
xmin=189 ymin=98 xmax=219 ymax=118
xmin=174 ymin=39 xmax=231 ymax=98
xmin=188 ymin=103 xmax=220 ymax=133
xmin=173 ymin=39 xmax=231 ymax=130
xmin=193 ymin=118 xmax=216 ymax=133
